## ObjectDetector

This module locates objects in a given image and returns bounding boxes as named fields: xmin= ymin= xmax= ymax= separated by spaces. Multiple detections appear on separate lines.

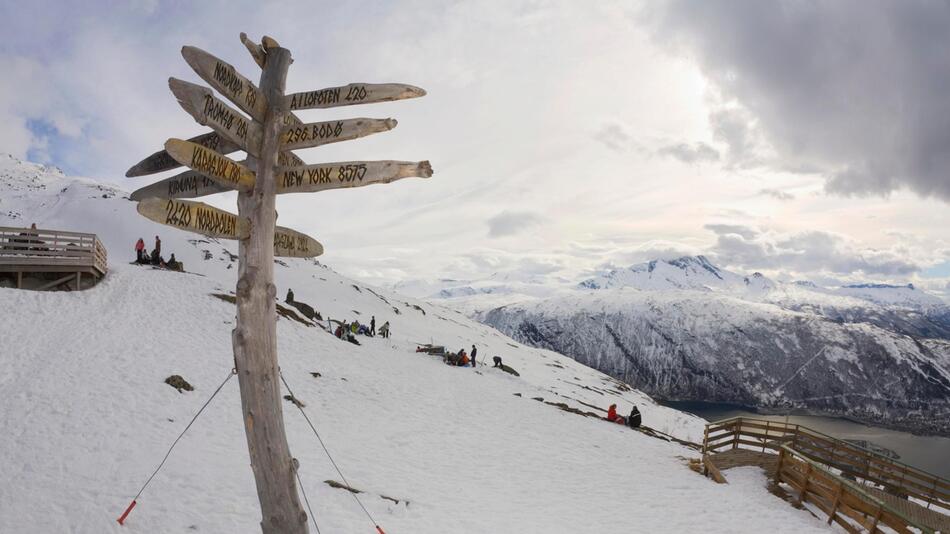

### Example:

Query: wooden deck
xmin=701 ymin=417 xmax=949 ymax=533
xmin=0 ymin=226 xmax=107 ymax=290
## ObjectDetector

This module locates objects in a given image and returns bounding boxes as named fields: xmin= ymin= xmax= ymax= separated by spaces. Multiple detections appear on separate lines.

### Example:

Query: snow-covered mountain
xmin=468 ymin=257 xmax=950 ymax=436
xmin=0 ymin=155 xmax=844 ymax=532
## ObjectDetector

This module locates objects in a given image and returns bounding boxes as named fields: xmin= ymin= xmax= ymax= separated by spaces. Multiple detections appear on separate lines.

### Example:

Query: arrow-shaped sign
xmin=164 ymin=138 xmax=255 ymax=191
xmin=274 ymin=226 xmax=323 ymax=258
xmin=286 ymin=83 xmax=426 ymax=111
xmin=136 ymin=198 xmax=250 ymax=240
xmin=130 ymin=169 xmax=234 ymax=201
xmin=181 ymin=45 xmax=268 ymax=122
xmin=169 ymin=78 xmax=263 ymax=157
xmin=277 ymin=160 xmax=433 ymax=194
xmin=280 ymin=118 xmax=396 ymax=151
xmin=126 ymin=132 xmax=240 ymax=177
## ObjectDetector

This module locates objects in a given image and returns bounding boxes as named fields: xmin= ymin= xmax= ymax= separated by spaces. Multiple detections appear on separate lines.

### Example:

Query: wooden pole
xmin=232 ymin=44 xmax=308 ymax=534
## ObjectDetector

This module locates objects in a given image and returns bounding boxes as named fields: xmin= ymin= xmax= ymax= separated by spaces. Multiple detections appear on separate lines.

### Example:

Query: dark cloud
xmin=657 ymin=142 xmax=719 ymax=164
xmin=758 ymin=188 xmax=794 ymax=201
xmin=706 ymin=228 xmax=920 ymax=276
xmin=703 ymin=223 xmax=759 ymax=240
xmin=649 ymin=1 xmax=950 ymax=201
xmin=486 ymin=210 xmax=543 ymax=238
xmin=593 ymin=123 xmax=631 ymax=152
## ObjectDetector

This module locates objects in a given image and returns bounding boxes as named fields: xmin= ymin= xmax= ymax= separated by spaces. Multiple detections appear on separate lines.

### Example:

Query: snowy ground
xmin=0 ymin=156 xmax=838 ymax=532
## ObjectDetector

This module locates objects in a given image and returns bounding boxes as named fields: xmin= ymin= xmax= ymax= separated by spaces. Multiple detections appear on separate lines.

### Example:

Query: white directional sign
xmin=286 ymin=83 xmax=426 ymax=111
xmin=280 ymin=118 xmax=396 ymax=150
xmin=278 ymin=160 xmax=432 ymax=193
xmin=136 ymin=198 xmax=250 ymax=239
xmin=164 ymin=138 xmax=256 ymax=191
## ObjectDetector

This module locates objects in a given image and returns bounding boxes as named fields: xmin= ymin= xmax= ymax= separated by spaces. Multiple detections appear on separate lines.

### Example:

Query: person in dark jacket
xmin=627 ymin=406 xmax=642 ymax=428
xmin=493 ymin=356 xmax=503 ymax=368
xmin=286 ymin=288 xmax=294 ymax=303
xmin=370 ymin=316 xmax=376 ymax=336
xmin=165 ymin=253 xmax=182 ymax=271
xmin=470 ymin=344 xmax=478 ymax=368
xmin=154 ymin=235 xmax=162 ymax=257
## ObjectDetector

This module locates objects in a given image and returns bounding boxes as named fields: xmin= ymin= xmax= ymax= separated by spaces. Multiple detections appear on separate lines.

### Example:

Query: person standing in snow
xmin=154 ymin=235 xmax=162 ymax=256
xmin=134 ymin=237 xmax=145 ymax=262
xmin=627 ymin=406 xmax=642 ymax=429
xmin=493 ymin=356 xmax=503 ymax=368
xmin=370 ymin=316 xmax=376 ymax=336
xmin=470 ymin=344 xmax=478 ymax=368
xmin=286 ymin=288 xmax=294 ymax=303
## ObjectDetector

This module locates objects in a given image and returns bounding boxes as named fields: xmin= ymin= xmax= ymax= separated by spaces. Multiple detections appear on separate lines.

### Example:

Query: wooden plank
xmin=126 ymin=131 xmax=240 ymax=177
xmin=702 ymin=455 xmax=727 ymax=484
xmin=130 ymin=170 xmax=234 ymax=201
xmin=136 ymin=198 xmax=249 ymax=240
xmin=286 ymin=83 xmax=426 ymax=111
xmin=169 ymin=78 xmax=263 ymax=157
xmin=239 ymin=32 xmax=265 ymax=69
xmin=164 ymin=138 xmax=255 ymax=191
xmin=274 ymin=226 xmax=323 ymax=258
xmin=231 ymin=44 xmax=309 ymax=534
xmin=181 ymin=45 xmax=267 ymax=122
xmin=277 ymin=160 xmax=432 ymax=194
xmin=280 ymin=117 xmax=396 ymax=150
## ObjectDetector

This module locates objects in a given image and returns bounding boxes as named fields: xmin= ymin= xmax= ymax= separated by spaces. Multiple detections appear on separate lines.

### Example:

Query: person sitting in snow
xmin=165 ymin=253 xmax=182 ymax=272
xmin=351 ymin=321 xmax=360 ymax=335
xmin=379 ymin=321 xmax=390 ymax=339
xmin=627 ymin=406 xmax=642 ymax=429
xmin=150 ymin=248 xmax=162 ymax=266
xmin=334 ymin=324 xmax=345 ymax=339
xmin=606 ymin=404 xmax=626 ymax=425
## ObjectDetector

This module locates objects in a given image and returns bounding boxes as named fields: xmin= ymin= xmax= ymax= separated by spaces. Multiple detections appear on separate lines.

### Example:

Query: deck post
xmin=16 ymin=271 xmax=21 ymax=288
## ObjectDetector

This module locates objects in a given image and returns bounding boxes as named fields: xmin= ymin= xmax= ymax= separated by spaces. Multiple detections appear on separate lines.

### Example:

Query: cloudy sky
xmin=2 ymin=0 xmax=948 ymax=297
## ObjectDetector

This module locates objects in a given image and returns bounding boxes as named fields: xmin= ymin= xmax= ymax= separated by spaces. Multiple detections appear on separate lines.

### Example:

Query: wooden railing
xmin=703 ymin=417 xmax=950 ymax=514
xmin=0 ymin=226 xmax=108 ymax=275
xmin=777 ymin=444 xmax=935 ymax=534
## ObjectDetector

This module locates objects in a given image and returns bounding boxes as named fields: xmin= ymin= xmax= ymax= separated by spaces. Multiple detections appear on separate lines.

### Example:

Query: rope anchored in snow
xmin=117 ymin=368 xmax=237 ymax=526
xmin=279 ymin=370 xmax=387 ymax=534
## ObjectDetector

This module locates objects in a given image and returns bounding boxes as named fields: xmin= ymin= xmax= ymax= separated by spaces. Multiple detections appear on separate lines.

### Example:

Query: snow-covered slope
xmin=475 ymin=258 xmax=950 ymax=436
xmin=0 ymin=156 xmax=838 ymax=532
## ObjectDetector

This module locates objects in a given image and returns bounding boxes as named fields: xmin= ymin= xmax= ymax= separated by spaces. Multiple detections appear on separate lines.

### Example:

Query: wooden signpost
xmin=124 ymin=33 xmax=431 ymax=534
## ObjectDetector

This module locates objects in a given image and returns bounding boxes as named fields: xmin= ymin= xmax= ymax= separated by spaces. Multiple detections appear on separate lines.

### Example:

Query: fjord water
xmin=662 ymin=401 xmax=950 ymax=480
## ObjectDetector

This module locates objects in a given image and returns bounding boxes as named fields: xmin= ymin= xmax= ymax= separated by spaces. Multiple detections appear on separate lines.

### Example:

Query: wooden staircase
xmin=701 ymin=417 xmax=949 ymax=533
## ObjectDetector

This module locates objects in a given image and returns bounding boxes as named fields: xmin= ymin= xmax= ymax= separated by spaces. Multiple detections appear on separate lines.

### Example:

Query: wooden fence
xmin=776 ymin=444 xmax=936 ymax=533
xmin=703 ymin=417 xmax=950 ymax=514
xmin=0 ymin=226 xmax=108 ymax=289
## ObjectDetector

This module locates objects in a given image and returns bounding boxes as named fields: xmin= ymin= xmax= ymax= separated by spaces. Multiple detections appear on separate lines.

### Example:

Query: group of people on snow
xmin=332 ymin=314 xmax=390 ymax=345
xmin=606 ymin=403 xmax=642 ymax=429
xmin=444 ymin=344 xmax=479 ymax=367
xmin=134 ymin=235 xmax=181 ymax=271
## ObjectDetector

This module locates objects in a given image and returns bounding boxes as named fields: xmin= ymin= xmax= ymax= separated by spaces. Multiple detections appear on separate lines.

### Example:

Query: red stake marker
xmin=117 ymin=500 xmax=137 ymax=525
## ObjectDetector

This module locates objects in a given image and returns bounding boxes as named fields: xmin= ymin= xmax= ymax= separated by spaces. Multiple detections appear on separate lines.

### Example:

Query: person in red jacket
xmin=134 ymin=237 xmax=145 ymax=263
xmin=606 ymin=404 xmax=625 ymax=425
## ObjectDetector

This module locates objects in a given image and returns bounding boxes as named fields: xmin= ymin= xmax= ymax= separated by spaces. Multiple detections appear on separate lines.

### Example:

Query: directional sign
xmin=165 ymin=138 xmax=256 ymax=191
xmin=280 ymin=118 xmax=396 ymax=151
xmin=274 ymin=226 xmax=323 ymax=258
xmin=181 ymin=46 xmax=267 ymax=122
xmin=130 ymin=170 xmax=233 ymax=201
xmin=286 ymin=83 xmax=426 ymax=111
xmin=277 ymin=160 xmax=432 ymax=194
xmin=136 ymin=198 xmax=250 ymax=240
xmin=169 ymin=78 xmax=263 ymax=157
xmin=125 ymin=132 xmax=240 ymax=177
